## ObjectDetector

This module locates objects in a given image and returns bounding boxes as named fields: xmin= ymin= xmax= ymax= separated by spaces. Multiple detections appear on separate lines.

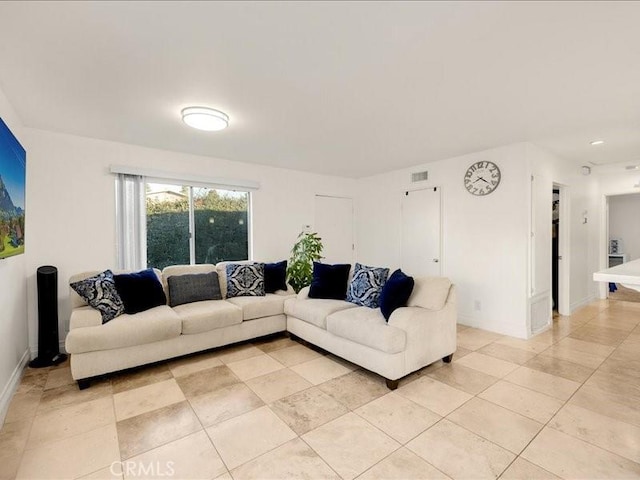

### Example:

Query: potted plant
xmin=287 ymin=231 xmax=323 ymax=292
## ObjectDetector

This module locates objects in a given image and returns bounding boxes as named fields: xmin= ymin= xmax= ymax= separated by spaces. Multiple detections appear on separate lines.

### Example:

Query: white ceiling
xmin=0 ymin=1 xmax=639 ymax=178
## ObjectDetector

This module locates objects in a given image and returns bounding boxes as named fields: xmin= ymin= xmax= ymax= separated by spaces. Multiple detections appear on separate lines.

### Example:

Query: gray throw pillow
xmin=167 ymin=272 xmax=222 ymax=307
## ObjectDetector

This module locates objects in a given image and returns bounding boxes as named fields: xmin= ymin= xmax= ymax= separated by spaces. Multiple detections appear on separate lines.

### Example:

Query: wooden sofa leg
xmin=442 ymin=354 xmax=454 ymax=363
xmin=385 ymin=378 xmax=399 ymax=390
xmin=77 ymin=379 xmax=91 ymax=390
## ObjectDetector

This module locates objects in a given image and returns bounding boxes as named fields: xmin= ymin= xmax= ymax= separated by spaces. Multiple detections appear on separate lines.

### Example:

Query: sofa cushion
xmin=284 ymin=296 xmax=357 ymax=329
xmin=407 ymin=277 xmax=452 ymax=311
xmin=226 ymin=293 xmax=291 ymax=321
xmin=346 ymin=263 xmax=389 ymax=308
xmin=226 ymin=263 xmax=266 ymax=297
xmin=114 ymin=269 xmax=167 ymax=314
xmin=70 ymin=270 xmax=125 ymax=323
xmin=326 ymin=307 xmax=406 ymax=354
xmin=167 ymin=272 xmax=222 ymax=307
xmin=264 ymin=260 xmax=288 ymax=293
xmin=308 ymin=262 xmax=351 ymax=300
xmin=65 ymin=305 xmax=181 ymax=354
xmin=173 ymin=300 xmax=243 ymax=335
xmin=380 ymin=269 xmax=415 ymax=321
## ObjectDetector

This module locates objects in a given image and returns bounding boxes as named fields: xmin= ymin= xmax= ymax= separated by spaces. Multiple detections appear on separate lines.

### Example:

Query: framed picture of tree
xmin=0 ymin=117 xmax=26 ymax=259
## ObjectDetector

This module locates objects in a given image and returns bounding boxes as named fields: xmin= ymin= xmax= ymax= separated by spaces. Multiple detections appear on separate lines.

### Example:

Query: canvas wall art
xmin=0 ymin=117 xmax=26 ymax=259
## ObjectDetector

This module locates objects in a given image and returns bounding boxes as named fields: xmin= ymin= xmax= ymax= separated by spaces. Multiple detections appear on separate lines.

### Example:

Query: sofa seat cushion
xmin=173 ymin=300 xmax=243 ymax=334
xmin=66 ymin=305 xmax=181 ymax=354
xmin=284 ymin=297 xmax=357 ymax=329
xmin=226 ymin=294 xmax=290 ymax=321
xmin=326 ymin=307 xmax=406 ymax=354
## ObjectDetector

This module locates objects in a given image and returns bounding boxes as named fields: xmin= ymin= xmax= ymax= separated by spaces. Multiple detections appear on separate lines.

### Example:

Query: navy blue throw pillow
xmin=379 ymin=269 xmax=415 ymax=321
xmin=308 ymin=262 xmax=351 ymax=300
xmin=264 ymin=260 xmax=288 ymax=293
xmin=114 ymin=269 xmax=167 ymax=314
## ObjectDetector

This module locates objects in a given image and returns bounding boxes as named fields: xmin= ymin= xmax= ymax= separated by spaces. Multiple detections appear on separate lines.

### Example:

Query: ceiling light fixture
xmin=181 ymin=107 xmax=229 ymax=131
xmin=590 ymin=140 xmax=604 ymax=146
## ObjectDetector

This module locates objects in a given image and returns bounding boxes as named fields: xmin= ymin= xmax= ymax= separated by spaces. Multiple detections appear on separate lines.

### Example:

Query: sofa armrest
xmin=69 ymin=306 xmax=102 ymax=330
xmin=297 ymin=286 xmax=310 ymax=300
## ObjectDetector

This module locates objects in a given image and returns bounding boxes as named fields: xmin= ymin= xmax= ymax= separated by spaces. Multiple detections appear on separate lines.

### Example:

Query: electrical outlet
xmin=474 ymin=300 xmax=481 ymax=311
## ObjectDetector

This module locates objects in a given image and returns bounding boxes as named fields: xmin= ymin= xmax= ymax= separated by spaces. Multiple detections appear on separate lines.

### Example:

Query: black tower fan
xmin=29 ymin=265 xmax=67 ymax=367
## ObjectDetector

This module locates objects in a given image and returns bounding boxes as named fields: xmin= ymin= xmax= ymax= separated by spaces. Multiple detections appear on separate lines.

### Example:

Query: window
xmin=145 ymin=182 xmax=249 ymax=269
xmin=115 ymin=171 xmax=253 ymax=271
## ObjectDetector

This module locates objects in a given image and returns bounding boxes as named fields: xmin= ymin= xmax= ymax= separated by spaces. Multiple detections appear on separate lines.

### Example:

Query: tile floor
xmin=2 ymin=298 xmax=640 ymax=479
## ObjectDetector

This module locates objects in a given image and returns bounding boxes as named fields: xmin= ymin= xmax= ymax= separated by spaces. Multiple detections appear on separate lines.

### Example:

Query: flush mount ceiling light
xmin=590 ymin=139 xmax=604 ymax=146
xmin=181 ymin=107 xmax=229 ymax=131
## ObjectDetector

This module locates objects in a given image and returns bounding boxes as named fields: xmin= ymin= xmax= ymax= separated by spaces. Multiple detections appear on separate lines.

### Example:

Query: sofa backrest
xmin=68 ymin=268 xmax=163 ymax=309
xmin=407 ymin=276 xmax=452 ymax=311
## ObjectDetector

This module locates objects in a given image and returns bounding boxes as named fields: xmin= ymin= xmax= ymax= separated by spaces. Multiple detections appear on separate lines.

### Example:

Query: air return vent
xmin=411 ymin=171 xmax=429 ymax=183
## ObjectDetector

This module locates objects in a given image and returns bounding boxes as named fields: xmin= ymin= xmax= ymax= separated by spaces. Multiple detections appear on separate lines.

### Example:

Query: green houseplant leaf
xmin=287 ymin=231 xmax=323 ymax=293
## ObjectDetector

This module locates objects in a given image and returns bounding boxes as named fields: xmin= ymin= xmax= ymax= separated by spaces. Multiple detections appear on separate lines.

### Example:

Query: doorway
xmin=552 ymin=189 xmax=560 ymax=313
xmin=314 ymin=195 xmax=354 ymax=264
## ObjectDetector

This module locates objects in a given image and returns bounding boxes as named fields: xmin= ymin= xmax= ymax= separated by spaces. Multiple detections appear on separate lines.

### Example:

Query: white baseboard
xmin=0 ymin=349 xmax=30 ymax=425
xmin=570 ymin=294 xmax=597 ymax=314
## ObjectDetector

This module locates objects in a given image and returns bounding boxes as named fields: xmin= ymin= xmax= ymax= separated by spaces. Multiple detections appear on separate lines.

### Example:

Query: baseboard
xmin=0 ymin=349 xmax=30 ymax=425
xmin=570 ymin=294 xmax=597 ymax=314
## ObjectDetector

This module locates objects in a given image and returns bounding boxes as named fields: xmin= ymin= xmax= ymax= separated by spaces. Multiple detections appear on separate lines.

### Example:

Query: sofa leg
xmin=77 ymin=379 xmax=91 ymax=390
xmin=442 ymin=354 xmax=454 ymax=363
xmin=385 ymin=378 xmax=399 ymax=390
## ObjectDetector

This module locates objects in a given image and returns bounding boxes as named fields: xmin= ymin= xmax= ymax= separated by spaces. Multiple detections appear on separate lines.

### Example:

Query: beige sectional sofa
xmin=66 ymin=265 xmax=457 ymax=390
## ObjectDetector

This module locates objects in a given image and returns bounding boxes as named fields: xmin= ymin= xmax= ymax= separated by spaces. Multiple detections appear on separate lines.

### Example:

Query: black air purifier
xmin=29 ymin=265 xmax=67 ymax=368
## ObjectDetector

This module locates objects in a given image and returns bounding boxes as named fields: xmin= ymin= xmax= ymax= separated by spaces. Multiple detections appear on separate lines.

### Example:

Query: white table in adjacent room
xmin=593 ymin=258 xmax=640 ymax=293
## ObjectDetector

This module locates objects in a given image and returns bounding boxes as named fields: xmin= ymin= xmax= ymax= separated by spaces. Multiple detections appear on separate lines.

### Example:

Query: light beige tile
xmin=407 ymin=419 xmax=515 ymax=480
xmin=446 ymin=397 xmax=542 ymax=454
xmin=540 ymin=344 xmax=606 ymax=369
xmin=549 ymin=403 xmax=640 ymax=463
xmin=0 ymin=418 xmax=32 ymax=479
xmin=524 ymin=354 xmax=594 ymax=383
xmin=569 ymin=324 xmax=630 ymax=346
xmin=355 ymin=392 xmax=440 ymax=444
xmin=226 ymin=353 xmax=285 ymax=381
xmin=302 ymin=412 xmax=399 ymax=480
xmin=290 ymin=356 xmax=353 ymax=385
xmin=253 ymin=335 xmax=298 ymax=353
xmin=38 ymin=380 xmax=112 ymax=415
xmin=43 ymin=367 xmax=74 ymax=391
xmin=117 ymin=400 xmax=201 ymax=460
xmin=505 ymin=366 xmax=581 ymax=401
xmin=78 ymin=465 xmax=123 ymax=479
xmin=570 ymin=384 xmax=640 ymax=428
xmin=494 ymin=336 xmax=552 ymax=354
xmin=522 ymin=427 xmax=640 ymax=479
xmin=454 ymin=352 xmax=519 ymax=378
xmin=245 ymin=368 xmax=312 ymax=404
xmin=113 ymin=378 xmax=185 ymax=421
xmin=124 ymin=430 xmax=226 ymax=480
xmin=477 ymin=342 xmax=537 ymax=365
xmin=318 ymin=370 xmax=388 ymax=410
xmin=479 ymin=380 xmax=563 ymax=424
xmin=584 ymin=369 xmax=640 ymax=400
xmin=5 ymin=390 xmax=42 ymax=423
xmin=396 ymin=376 xmax=472 ymax=416
xmin=16 ymin=424 xmax=119 ymax=480
xmin=214 ymin=473 xmax=232 ymax=480
xmin=270 ymin=387 xmax=349 ymax=435
xmin=456 ymin=328 xmax=503 ymax=351
xmin=554 ymin=336 xmax=616 ymax=358
xmin=16 ymin=369 xmax=48 ymax=395
xmin=206 ymin=405 xmax=296 ymax=470
xmin=216 ymin=344 xmax=264 ymax=364
xmin=175 ymin=365 xmax=240 ymax=398
xmin=267 ymin=343 xmax=322 ymax=366
xmin=499 ymin=458 xmax=560 ymax=480
xmin=168 ymin=352 xmax=224 ymax=378
xmin=358 ymin=447 xmax=450 ymax=479
xmin=427 ymin=363 xmax=499 ymax=395
xmin=189 ymin=383 xmax=264 ymax=427
xmin=231 ymin=438 xmax=339 ymax=480
xmin=28 ymin=396 xmax=115 ymax=450
xmin=111 ymin=364 xmax=173 ymax=394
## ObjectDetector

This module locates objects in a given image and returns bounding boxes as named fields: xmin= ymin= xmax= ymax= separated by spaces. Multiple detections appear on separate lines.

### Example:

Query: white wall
xmin=608 ymin=193 xmax=640 ymax=261
xmin=0 ymin=87 xmax=30 ymax=422
xmin=356 ymin=143 xmax=531 ymax=338
xmin=24 ymin=129 xmax=356 ymax=352
xmin=527 ymin=144 xmax=600 ymax=322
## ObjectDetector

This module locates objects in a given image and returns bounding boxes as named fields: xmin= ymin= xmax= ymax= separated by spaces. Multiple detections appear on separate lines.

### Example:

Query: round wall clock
xmin=464 ymin=161 xmax=501 ymax=196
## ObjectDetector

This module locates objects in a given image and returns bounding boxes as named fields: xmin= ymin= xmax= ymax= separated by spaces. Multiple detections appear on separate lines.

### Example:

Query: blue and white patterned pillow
xmin=70 ymin=270 xmax=125 ymax=323
xmin=346 ymin=263 xmax=390 ymax=308
xmin=225 ymin=263 xmax=265 ymax=297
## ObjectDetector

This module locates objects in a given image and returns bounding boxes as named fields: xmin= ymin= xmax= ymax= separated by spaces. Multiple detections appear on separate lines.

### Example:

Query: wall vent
xmin=411 ymin=171 xmax=429 ymax=183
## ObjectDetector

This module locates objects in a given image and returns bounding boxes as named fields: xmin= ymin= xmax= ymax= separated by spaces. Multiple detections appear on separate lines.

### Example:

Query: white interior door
xmin=314 ymin=195 xmax=354 ymax=264
xmin=401 ymin=187 xmax=441 ymax=276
